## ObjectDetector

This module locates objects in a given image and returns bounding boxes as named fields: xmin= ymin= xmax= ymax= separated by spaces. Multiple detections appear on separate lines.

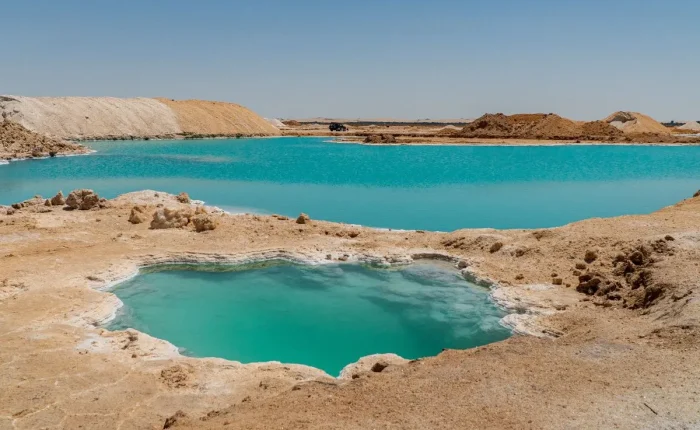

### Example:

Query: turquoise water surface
xmin=108 ymin=262 xmax=510 ymax=375
xmin=1 ymin=137 xmax=698 ymax=230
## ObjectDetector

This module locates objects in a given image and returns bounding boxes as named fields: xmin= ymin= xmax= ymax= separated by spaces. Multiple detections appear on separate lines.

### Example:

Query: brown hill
xmin=604 ymin=111 xmax=670 ymax=135
xmin=456 ymin=113 xmax=624 ymax=141
xmin=156 ymin=98 xmax=281 ymax=136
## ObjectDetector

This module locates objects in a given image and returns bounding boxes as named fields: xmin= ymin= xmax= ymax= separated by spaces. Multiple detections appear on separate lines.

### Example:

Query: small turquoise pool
xmin=108 ymin=262 xmax=510 ymax=375
xmin=1 ymin=137 xmax=698 ymax=230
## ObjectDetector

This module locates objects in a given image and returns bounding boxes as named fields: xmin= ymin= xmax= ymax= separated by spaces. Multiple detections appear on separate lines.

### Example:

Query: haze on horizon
xmin=2 ymin=0 xmax=699 ymax=122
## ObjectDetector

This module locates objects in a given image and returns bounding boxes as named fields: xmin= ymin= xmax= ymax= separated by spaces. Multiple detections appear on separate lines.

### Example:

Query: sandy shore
xmin=1 ymin=190 xmax=699 ymax=429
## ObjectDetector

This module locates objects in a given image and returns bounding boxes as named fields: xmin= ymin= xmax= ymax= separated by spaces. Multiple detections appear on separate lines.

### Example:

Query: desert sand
xmin=1 ymin=188 xmax=699 ymax=429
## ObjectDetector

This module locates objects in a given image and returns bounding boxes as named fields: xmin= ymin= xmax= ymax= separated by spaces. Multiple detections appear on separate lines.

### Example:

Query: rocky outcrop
xmin=128 ymin=205 xmax=149 ymax=224
xmin=364 ymin=134 xmax=397 ymax=144
xmin=176 ymin=192 xmax=190 ymax=204
xmin=66 ymin=189 xmax=101 ymax=210
xmin=148 ymin=206 xmax=217 ymax=233
xmin=50 ymin=191 xmax=66 ymax=206
xmin=150 ymin=207 xmax=194 ymax=229
xmin=574 ymin=240 xmax=674 ymax=309
xmin=192 ymin=214 xmax=217 ymax=232
xmin=11 ymin=195 xmax=46 ymax=210
xmin=296 ymin=213 xmax=311 ymax=224
xmin=0 ymin=120 xmax=87 ymax=160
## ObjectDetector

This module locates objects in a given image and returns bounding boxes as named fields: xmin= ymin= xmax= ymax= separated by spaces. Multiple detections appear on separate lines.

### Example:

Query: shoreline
xmin=0 ymin=149 xmax=96 ymax=165
xmin=2 ymin=189 xmax=699 ymax=428
xmin=94 ymin=249 xmax=527 ymax=377
xmin=323 ymin=135 xmax=700 ymax=146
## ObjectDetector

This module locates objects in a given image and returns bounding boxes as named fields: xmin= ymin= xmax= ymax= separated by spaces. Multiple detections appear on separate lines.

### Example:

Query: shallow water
xmin=1 ymin=137 xmax=699 ymax=230
xmin=108 ymin=262 xmax=510 ymax=375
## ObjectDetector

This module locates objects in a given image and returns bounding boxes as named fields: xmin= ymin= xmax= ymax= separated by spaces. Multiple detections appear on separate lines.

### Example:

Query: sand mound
xmin=457 ymin=113 xmax=624 ymax=140
xmin=0 ymin=120 xmax=87 ymax=160
xmin=156 ymin=99 xmax=281 ymax=136
xmin=678 ymin=121 xmax=700 ymax=131
xmin=0 ymin=95 xmax=181 ymax=140
xmin=604 ymin=111 xmax=670 ymax=135
xmin=264 ymin=118 xmax=286 ymax=129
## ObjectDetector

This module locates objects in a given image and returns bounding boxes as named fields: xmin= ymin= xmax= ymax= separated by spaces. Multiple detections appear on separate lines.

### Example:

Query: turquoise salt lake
xmin=108 ymin=262 xmax=510 ymax=375
xmin=1 ymin=137 xmax=699 ymax=230
xmin=4 ymin=137 xmax=699 ymax=372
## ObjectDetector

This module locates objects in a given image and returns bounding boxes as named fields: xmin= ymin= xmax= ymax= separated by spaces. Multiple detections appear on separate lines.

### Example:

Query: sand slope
xmin=0 ymin=95 xmax=280 ymax=140
xmin=604 ymin=111 xmax=670 ymax=134
xmin=157 ymin=98 xmax=281 ymax=136
xmin=0 ymin=95 xmax=181 ymax=140
xmin=678 ymin=121 xmax=700 ymax=131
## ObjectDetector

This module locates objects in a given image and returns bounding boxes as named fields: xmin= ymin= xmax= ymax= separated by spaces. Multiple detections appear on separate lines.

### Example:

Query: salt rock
xmin=296 ymin=213 xmax=311 ymax=224
xmin=50 ymin=191 xmax=66 ymax=206
xmin=11 ymin=195 xmax=45 ymax=209
xmin=150 ymin=207 xmax=193 ymax=229
xmin=489 ymin=241 xmax=504 ymax=253
xmin=176 ymin=192 xmax=190 ymax=204
xmin=192 ymin=214 xmax=217 ymax=232
xmin=66 ymin=189 xmax=100 ymax=210
xmin=128 ymin=205 xmax=148 ymax=224
xmin=338 ymin=353 xmax=408 ymax=380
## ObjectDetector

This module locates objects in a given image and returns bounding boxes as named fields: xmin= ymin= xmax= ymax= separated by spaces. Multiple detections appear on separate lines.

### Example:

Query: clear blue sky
xmin=2 ymin=0 xmax=698 ymax=121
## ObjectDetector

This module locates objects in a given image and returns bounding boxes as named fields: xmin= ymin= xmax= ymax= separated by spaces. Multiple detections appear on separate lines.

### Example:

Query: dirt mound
xmin=0 ymin=120 xmax=87 ymax=160
xmin=264 ymin=118 xmax=286 ymax=128
xmin=457 ymin=113 xmax=623 ymax=140
xmin=604 ymin=111 xmax=670 ymax=135
xmin=156 ymin=98 xmax=280 ymax=136
xmin=364 ymin=134 xmax=397 ymax=144
xmin=678 ymin=121 xmax=700 ymax=131
xmin=0 ymin=95 xmax=181 ymax=140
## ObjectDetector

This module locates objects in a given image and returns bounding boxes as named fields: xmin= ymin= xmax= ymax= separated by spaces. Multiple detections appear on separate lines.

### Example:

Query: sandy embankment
xmin=0 ymin=95 xmax=280 ymax=141
xmin=284 ymin=111 xmax=700 ymax=145
xmin=1 ymin=189 xmax=699 ymax=429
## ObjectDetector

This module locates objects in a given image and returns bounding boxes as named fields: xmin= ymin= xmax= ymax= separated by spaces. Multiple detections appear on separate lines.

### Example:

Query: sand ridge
xmin=0 ymin=95 xmax=281 ymax=141
xmin=604 ymin=111 xmax=671 ymax=135
xmin=156 ymin=98 xmax=281 ymax=136
xmin=1 ymin=189 xmax=699 ymax=428
xmin=0 ymin=95 xmax=182 ymax=140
